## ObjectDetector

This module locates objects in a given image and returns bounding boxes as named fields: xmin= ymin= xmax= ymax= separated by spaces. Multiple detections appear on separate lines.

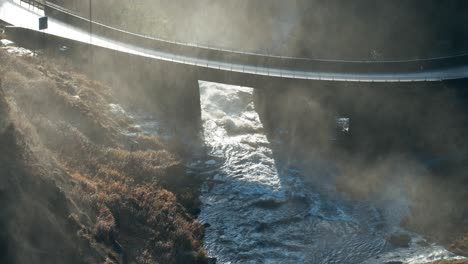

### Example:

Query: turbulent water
xmin=196 ymin=81 xmax=465 ymax=264
xmin=115 ymin=80 xmax=466 ymax=264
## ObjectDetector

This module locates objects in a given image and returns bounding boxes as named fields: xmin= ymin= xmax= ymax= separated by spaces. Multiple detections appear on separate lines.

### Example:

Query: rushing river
xmin=117 ymin=80 xmax=466 ymax=264
xmin=195 ymin=81 xmax=465 ymax=264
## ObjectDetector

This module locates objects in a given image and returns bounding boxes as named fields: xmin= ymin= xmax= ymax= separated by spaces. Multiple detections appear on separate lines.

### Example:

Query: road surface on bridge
xmin=1 ymin=0 xmax=468 ymax=82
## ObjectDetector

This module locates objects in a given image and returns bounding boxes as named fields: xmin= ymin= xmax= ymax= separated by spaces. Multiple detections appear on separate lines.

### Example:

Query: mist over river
xmin=194 ymin=81 xmax=465 ymax=264
xmin=124 ymin=80 xmax=467 ymax=264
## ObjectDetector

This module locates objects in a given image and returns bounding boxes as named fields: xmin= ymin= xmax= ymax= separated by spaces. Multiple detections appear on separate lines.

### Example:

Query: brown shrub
xmin=130 ymin=135 xmax=166 ymax=152
xmin=71 ymin=174 xmax=206 ymax=263
xmin=1 ymin=48 xmax=207 ymax=263
xmin=95 ymin=205 xmax=116 ymax=243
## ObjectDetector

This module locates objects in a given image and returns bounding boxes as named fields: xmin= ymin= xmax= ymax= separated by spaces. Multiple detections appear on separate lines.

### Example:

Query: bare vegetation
xmin=0 ymin=48 xmax=206 ymax=263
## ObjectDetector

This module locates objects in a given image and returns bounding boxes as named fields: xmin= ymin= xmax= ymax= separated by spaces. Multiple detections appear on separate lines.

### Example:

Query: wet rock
xmin=253 ymin=196 xmax=308 ymax=210
xmin=387 ymin=233 xmax=411 ymax=248
xmin=374 ymin=223 xmax=387 ymax=232
xmin=213 ymin=174 xmax=223 ymax=181
xmin=219 ymin=235 xmax=230 ymax=243
xmin=255 ymin=222 xmax=269 ymax=232
xmin=253 ymin=199 xmax=283 ymax=209
xmin=206 ymin=179 xmax=225 ymax=191
xmin=205 ymin=160 xmax=217 ymax=165
xmin=190 ymin=208 xmax=201 ymax=215
xmin=416 ymin=240 xmax=430 ymax=247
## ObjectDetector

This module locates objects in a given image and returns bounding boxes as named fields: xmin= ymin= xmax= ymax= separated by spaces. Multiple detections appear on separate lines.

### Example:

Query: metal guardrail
xmin=39 ymin=0 xmax=468 ymax=64
xmin=19 ymin=0 xmax=44 ymax=10
xmin=9 ymin=0 xmax=468 ymax=81
xmin=6 ymin=26 xmax=468 ymax=82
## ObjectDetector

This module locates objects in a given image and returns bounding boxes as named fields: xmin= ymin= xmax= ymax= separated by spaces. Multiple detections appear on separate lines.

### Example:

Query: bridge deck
xmin=1 ymin=0 xmax=468 ymax=82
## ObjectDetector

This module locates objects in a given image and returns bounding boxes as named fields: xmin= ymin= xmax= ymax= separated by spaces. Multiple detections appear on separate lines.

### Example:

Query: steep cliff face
xmin=0 ymin=47 xmax=206 ymax=264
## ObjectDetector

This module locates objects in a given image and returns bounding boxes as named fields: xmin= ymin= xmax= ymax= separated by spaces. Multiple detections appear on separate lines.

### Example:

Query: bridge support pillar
xmin=139 ymin=58 xmax=202 ymax=140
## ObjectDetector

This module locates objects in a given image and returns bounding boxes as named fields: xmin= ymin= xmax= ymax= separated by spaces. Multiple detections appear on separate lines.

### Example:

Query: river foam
xmin=198 ymin=81 xmax=466 ymax=264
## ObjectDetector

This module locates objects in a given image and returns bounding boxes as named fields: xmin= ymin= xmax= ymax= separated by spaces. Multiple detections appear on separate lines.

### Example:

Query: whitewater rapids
xmin=197 ymin=81 xmax=465 ymax=264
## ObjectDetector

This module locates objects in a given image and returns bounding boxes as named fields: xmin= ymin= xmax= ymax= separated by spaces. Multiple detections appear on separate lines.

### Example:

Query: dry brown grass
xmin=2 ymin=52 xmax=133 ymax=147
xmin=0 ymin=89 xmax=94 ymax=264
xmin=0 ymin=48 xmax=207 ymax=263
xmin=70 ymin=167 xmax=206 ymax=263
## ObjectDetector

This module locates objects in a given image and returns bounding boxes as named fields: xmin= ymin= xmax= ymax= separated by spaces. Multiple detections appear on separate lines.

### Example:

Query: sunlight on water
xmin=1 ymin=1 xmax=465 ymax=262
xmin=199 ymin=82 xmax=284 ymax=197
xmin=198 ymin=81 xmax=466 ymax=264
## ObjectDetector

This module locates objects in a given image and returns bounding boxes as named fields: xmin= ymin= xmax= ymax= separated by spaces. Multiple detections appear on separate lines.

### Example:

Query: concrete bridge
xmin=2 ymin=0 xmax=468 ymax=128
xmin=2 ymin=0 xmax=468 ymax=84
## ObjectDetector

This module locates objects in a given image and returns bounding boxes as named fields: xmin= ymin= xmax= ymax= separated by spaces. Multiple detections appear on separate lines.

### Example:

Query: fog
xmin=51 ymin=0 xmax=468 ymax=59
xmin=44 ymin=0 xmax=468 ymax=260
xmin=253 ymin=80 xmax=468 ymax=237
xmin=2 ymin=0 xmax=468 ymax=263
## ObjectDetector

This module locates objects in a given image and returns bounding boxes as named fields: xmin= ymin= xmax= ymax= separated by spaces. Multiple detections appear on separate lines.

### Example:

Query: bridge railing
xmin=6 ymin=25 xmax=466 ymax=82
xmin=19 ymin=0 xmax=44 ymax=10
xmin=19 ymin=0 xmax=468 ymax=75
